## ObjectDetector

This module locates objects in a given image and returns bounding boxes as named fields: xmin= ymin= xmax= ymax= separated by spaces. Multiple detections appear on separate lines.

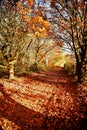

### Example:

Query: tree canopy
xmin=0 ymin=0 xmax=87 ymax=83
xmin=40 ymin=0 xmax=87 ymax=83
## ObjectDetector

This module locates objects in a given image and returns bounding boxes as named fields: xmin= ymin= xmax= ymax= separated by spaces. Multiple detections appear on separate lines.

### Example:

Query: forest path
xmin=0 ymin=67 xmax=87 ymax=130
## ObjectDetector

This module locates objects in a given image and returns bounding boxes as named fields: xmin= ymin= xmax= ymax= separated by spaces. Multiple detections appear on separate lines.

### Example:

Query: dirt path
xmin=0 ymin=67 xmax=87 ymax=130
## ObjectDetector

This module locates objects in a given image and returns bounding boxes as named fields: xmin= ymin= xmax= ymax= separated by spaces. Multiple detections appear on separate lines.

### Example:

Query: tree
xmin=0 ymin=2 xmax=30 ymax=79
xmin=16 ymin=0 xmax=51 ymax=70
xmin=43 ymin=0 xmax=87 ymax=83
xmin=28 ymin=37 xmax=57 ymax=70
xmin=0 ymin=0 xmax=50 ymax=79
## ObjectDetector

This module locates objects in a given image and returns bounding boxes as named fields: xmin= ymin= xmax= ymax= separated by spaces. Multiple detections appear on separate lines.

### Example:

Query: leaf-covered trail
xmin=0 ymin=67 xmax=87 ymax=130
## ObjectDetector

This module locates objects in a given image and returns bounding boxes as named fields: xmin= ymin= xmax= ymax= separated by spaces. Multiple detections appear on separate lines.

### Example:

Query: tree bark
xmin=8 ymin=60 xmax=16 ymax=79
xmin=76 ymin=51 xmax=87 ymax=83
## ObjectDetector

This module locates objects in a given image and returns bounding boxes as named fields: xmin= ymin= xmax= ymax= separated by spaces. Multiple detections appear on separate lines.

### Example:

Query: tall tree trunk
xmin=76 ymin=60 xmax=86 ymax=83
xmin=76 ymin=49 xmax=87 ymax=83
xmin=8 ymin=60 xmax=16 ymax=79
xmin=45 ymin=55 xmax=48 ymax=66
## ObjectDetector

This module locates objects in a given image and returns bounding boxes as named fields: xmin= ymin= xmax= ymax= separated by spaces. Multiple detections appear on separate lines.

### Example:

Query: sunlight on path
xmin=0 ymin=117 xmax=20 ymax=130
xmin=2 ymin=78 xmax=74 ymax=117
xmin=0 ymin=68 xmax=87 ymax=129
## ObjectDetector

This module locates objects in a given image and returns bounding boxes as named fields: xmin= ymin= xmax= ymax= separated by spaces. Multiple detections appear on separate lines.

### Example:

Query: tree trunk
xmin=8 ymin=60 xmax=16 ymax=79
xmin=76 ymin=55 xmax=87 ymax=83
xmin=45 ymin=55 xmax=48 ymax=66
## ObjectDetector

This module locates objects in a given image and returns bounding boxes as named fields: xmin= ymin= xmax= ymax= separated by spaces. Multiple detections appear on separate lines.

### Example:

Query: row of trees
xmin=0 ymin=0 xmax=87 ymax=83
xmin=41 ymin=0 xmax=87 ymax=83
xmin=0 ymin=0 xmax=58 ymax=79
xmin=0 ymin=1 xmax=30 ymax=79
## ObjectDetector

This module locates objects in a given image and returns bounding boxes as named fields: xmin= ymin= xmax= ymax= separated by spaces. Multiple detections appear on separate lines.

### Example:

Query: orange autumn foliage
xmin=17 ymin=0 xmax=50 ymax=37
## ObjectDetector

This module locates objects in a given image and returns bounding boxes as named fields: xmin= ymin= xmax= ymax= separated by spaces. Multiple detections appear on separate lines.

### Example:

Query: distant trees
xmin=28 ymin=37 xmax=57 ymax=70
xmin=16 ymin=36 xmax=57 ymax=72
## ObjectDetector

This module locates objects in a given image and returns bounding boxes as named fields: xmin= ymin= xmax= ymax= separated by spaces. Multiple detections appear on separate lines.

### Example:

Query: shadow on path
xmin=0 ymin=84 xmax=45 ymax=129
xmin=24 ymin=67 xmax=76 ymax=89
xmin=0 ymin=67 xmax=87 ymax=130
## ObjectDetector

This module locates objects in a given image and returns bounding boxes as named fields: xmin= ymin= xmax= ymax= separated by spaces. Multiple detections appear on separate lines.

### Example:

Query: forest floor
xmin=0 ymin=67 xmax=87 ymax=130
